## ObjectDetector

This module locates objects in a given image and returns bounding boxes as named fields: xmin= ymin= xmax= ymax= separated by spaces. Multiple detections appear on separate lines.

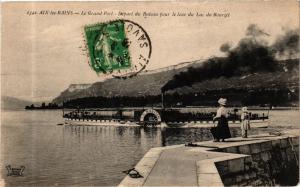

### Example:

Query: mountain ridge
xmin=1 ymin=96 xmax=39 ymax=110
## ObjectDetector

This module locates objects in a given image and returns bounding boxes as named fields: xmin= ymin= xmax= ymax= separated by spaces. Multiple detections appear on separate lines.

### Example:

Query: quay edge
xmin=118 ymin=129 xmax=299 ymax=187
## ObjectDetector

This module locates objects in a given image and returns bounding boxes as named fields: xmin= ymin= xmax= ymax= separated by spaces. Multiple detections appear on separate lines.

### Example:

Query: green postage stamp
xmin=84 ymin=20 xmax=131 ymax=74
xmin=84 ymin=20 xmax=152 ymax=78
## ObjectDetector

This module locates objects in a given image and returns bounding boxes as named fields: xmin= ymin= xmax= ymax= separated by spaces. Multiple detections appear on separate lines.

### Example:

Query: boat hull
xmin=64 ymin=118 xmax=268 ymax=128
xmin=64 ymin=119 xmax=140 ymax=127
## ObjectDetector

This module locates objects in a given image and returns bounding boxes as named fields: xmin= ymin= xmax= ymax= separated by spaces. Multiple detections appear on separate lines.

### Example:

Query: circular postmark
xmin=83 ymin=19 xmax=152 ymax=79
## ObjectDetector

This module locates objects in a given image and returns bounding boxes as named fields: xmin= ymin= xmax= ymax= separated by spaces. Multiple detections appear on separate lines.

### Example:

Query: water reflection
xmin=161 ymin=127 xmax=241 ymax=146
xmin=63 ymin=125 xmax=242 ymax=147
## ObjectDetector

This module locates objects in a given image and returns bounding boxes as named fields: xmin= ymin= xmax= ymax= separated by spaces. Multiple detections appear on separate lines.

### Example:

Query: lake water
xmin=1 ymin=109 xmax=299 ymax=186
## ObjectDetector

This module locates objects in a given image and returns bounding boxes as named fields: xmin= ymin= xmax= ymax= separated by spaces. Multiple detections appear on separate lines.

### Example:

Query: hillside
xmin=52 ymin=60 xmax=204 ymax=104
xmin=1 ymin=96 xmax=36 ymax=110
xmin=168 ymin=68 xmax=299 ymax=94
xmin=53 ymin=58 xmax=299 ymax=107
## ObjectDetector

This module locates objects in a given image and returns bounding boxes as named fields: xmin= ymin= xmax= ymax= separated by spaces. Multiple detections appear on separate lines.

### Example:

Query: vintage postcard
xmin=1 ymin=1 xmax=299 ymax=186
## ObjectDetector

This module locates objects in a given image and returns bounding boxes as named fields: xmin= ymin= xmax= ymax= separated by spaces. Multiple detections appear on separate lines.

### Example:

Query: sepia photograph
xmin=1 ymin=1 xmax=299 ymax=186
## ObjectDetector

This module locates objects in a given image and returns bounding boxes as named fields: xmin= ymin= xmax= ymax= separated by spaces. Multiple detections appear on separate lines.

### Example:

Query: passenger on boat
xmin=212 ymin=98 xmax=231 ymax=142
xmin=241 ymin=107 xmax=251 ymax=138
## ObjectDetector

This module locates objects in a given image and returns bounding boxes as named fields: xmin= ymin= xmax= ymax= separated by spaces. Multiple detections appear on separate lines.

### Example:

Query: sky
xmin=1 ymin=1 xmax=299 ymax=102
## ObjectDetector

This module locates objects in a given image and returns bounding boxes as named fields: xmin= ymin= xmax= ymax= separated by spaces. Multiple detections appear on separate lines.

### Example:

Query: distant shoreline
xmin=25 ymin=107 xmax=62 ymax=110
xmin=22 ymin=106 xmax=299 ymax=111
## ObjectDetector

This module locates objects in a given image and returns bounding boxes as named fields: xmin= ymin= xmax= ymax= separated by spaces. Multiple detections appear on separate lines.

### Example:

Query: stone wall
xmin=215 ymin=136 xmax=299 ymax=186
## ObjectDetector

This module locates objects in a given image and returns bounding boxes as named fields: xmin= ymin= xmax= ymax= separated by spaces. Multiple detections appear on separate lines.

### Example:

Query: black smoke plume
xmin=162 ymin=24 xmax=298 ymax=92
